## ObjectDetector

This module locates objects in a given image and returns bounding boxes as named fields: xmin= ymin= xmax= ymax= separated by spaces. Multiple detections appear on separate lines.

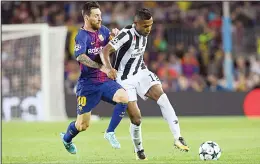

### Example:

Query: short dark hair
xmin=82 ymin=1 xmax=100 ymax=16
xmin=135 ymin=8 xmax=152 ymax=21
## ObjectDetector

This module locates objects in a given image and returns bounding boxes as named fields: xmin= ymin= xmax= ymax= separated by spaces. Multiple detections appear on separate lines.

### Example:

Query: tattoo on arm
xmin=76 ymin=54 xmax=102 ymax=69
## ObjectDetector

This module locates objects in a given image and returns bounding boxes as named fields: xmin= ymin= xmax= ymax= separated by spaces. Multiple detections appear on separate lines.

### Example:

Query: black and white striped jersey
xmin=109 ymin=24 xmax=147 ymax=80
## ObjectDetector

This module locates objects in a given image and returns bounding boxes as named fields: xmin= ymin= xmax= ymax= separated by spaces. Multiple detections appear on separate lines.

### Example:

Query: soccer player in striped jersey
xmin=100 ymin=8 xmax=189 ymax=160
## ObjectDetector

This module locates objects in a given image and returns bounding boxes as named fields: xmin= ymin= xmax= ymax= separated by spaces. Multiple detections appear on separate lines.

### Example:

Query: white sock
xmin=130 ymin=123 xmax=144 ymax=152
xmin=157 ymin=93 xmax=181 ymax=140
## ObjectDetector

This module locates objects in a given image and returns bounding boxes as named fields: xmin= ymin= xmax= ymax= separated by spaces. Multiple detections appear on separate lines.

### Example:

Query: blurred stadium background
xmin=1 ymin=1 xmax=260 ymax=164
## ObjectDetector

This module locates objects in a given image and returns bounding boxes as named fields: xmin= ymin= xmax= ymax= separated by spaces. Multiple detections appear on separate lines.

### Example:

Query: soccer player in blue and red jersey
xmin=60 ymin=1 xmax=129 ymax=154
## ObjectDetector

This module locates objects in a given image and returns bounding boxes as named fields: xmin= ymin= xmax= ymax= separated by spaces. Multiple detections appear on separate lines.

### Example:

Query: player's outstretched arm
xmin=100 ymin=44 xmax=117 ymax=79
xmin=76 ymin=53 xmax=102 ymax=69
xmin=100 ymin=30 xmax=130 ymax=80
xmin=99 ymin=28 xmax=119 ymax=70
xmin=100 ymin=44 xmax=116 ymax=70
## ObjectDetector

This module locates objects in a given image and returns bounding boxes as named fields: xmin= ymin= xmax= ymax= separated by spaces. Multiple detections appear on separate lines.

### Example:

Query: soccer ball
xmin=199 ymin=141 xmax=221 ymax=160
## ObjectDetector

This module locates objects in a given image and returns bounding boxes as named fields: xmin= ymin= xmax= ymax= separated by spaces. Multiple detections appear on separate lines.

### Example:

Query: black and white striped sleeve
xmin=109 ymin=31 xmax=130 ymax=51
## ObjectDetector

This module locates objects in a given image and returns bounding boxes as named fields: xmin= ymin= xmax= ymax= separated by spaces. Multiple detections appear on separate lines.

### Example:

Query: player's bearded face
xmin=136 ymin=18 xmax=153 ymax=36
xmin=89 ymin=9 xmax=102 ymax=30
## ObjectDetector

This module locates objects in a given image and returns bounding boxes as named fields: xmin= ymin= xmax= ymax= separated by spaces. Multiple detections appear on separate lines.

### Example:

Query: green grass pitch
xmin=2 ymin=117 xmax=260 ymax=164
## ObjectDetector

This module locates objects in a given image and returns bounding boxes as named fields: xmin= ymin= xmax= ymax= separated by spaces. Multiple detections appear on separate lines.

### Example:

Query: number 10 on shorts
xmin=77 ymin=96 xmax=87 ymax=111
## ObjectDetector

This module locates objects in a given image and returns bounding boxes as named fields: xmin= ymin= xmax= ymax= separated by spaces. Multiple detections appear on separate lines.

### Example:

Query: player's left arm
xmin=100 ymin=44 xmax=116 ymax=70
xmin=100 ymin=44 xmax=118 ymax=79
xmin=100 ymin=31 xmax=129 ymax=70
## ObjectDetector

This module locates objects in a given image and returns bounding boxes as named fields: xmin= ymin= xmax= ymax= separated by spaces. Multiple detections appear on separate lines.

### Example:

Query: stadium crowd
xmin=2 ymin=1 xmax=260 ymax=95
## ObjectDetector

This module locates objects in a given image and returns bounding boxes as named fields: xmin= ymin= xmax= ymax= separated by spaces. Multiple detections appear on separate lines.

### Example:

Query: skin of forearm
xmin=76 ymin=54 xmax=102 ymax=69
xmin=100 ymin=45 xmax=115 ymax=69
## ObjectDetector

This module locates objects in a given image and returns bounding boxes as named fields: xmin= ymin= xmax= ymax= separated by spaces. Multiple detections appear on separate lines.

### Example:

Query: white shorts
xmin=116 ymin=69 xmax=162 ymax=101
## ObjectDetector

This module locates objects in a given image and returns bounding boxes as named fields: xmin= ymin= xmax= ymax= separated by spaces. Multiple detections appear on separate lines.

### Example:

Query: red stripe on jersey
xmin=80 ymin=63 xmax=83 ymax=70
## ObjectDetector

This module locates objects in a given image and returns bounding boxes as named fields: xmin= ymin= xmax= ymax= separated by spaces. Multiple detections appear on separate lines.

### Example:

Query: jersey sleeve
xmin=74 ymin=32 xmax=88 ymax=58
xmin=109 ymin=31 xmax=130 ymax=51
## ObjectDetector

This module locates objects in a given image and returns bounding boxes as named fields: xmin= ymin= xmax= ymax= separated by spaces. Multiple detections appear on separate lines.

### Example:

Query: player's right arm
xmin=100 ymin=31 xmax=130 ymax=79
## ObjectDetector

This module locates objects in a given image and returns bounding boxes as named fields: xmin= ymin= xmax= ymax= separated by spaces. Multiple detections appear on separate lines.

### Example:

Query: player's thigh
xmin=136 ymin=69 xmax=162 ymax=100
xmin=101 ymin=80 xmax=128 ymax=104
xmin=75 ymin=92 xmax=101 ymax=130
xmin=127 ymin=101 xmax=142 ymax=125
xmin=76 ymin=85 xmax=102 ymax=115
xmin=116 ymin=78 xmax=138 ymax=102
xmin=146 ymin=84 xmax=164 ymax=101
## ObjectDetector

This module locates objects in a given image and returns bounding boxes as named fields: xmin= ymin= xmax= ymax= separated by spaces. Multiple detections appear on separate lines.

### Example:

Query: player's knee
xmin=114 ymin=89 xmax=129 ymax=103
xmin=147 ymin=85 xmax=164 ymax=101
xmin=152 ymin=91 xmax=164 ymax=101
xmin=76 ymin=122 xmax=89 ymax=131
xmin=131 ymin=116 xmax=142 ymax=126
xmin=119 ymin=93 xmax=129 ymax=104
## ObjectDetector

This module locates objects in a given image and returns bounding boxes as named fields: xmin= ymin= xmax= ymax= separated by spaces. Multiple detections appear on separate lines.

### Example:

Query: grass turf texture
xmin=2 ymin=117 xmax=260 ymax=164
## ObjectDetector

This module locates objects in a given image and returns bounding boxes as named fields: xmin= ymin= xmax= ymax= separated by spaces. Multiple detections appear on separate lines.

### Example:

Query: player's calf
xmin=63 ymin=121 xmax=80 ymax=143
xmin=130 ymin=117 xmax=141 ymax=126
xmin=75 ymin=121 xmax=89 ymax=131
xmin=128 ymin=101 xmax=142 ymax=126
xmin=145 ymin=84 xmax=164 ymax=101
xmin=60 ymin=112 xmax=91 ymax=154
xmin=75 ymin=112 xmax=91 ymax=131
xmin=128 ymin=101 xmax=145 ymax=156
xmin=105 ymin=103 xmax=127 ymax=149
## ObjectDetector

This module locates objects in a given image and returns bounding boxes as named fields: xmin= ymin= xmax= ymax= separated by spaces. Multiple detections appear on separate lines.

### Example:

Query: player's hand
xmin=100 ymin=65 xmax=109 ymax=74
xmin=107 ymin=68 xmax=117 ymax=80
xmin=100 ymin=66 xmax=117 ymax=80
xmin=111 ymin=28 xmax=120 ymax=37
